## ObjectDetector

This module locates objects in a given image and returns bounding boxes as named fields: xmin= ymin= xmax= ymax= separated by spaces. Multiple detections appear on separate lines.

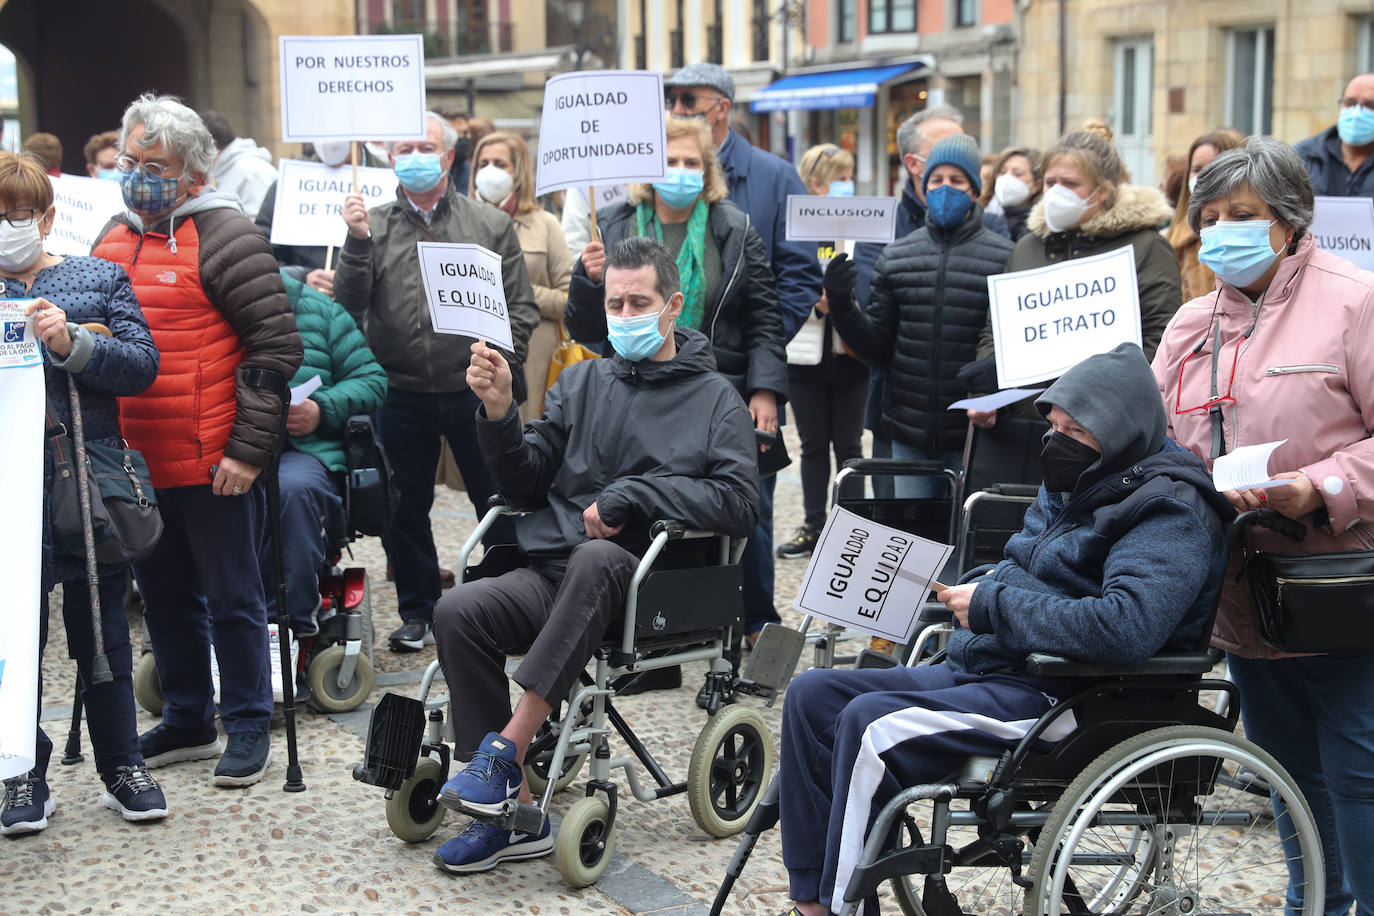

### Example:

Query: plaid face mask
xmin=120 ymin=169 xmax=183 ymax=217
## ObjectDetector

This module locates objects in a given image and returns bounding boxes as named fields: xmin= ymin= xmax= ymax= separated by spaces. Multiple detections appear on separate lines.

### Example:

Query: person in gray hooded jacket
xmin=775 ymin=342 xmax=1233 ymax=916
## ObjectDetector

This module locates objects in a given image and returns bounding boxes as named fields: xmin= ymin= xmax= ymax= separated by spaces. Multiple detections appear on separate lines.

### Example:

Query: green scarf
xmin=635 ymin=198 xmax=708 ymax=330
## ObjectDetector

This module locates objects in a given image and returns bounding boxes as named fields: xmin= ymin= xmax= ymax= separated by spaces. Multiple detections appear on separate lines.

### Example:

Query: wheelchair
xmin=351 ymin=499 xmax=785 ymax=888
xmin=131 ymin=414 xmax=392 ymax=716
xmin=714 ymin=508 xmax=1324 ymax=916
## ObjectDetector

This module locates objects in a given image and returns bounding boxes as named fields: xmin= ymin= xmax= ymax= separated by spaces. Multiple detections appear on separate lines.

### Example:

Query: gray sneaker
xmin=1 ymin=774 xmax=53 ymax=837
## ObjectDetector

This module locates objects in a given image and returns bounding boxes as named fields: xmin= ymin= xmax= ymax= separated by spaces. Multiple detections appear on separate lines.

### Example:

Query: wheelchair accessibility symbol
xmin=651 ymin=612 xmax=667 ymax=631
xmin=2 ymin=321 xmax=23 ymax=343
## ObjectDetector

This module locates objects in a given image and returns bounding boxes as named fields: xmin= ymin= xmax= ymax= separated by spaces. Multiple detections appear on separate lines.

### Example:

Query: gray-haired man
xmin=335 ymin=110 xmax=540 ymax=652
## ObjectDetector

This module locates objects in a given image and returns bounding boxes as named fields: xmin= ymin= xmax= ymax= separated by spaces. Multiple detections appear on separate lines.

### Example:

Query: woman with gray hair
xmin=1153 ymin=136 xmax=1374 ymax=913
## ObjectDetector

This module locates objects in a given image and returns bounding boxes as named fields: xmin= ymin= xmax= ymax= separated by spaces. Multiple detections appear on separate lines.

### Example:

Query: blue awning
xmin=749 ymin=63 xmax=925 ymax=112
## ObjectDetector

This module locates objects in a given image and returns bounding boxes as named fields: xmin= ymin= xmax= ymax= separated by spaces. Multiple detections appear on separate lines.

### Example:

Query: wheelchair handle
xmin=1233 ymin=508 xmax=1306 ymax=543
xmin=840 ymin=457 xmax=946 ymax=474
xmin=650 ymin=519 xmax=686 ymax=540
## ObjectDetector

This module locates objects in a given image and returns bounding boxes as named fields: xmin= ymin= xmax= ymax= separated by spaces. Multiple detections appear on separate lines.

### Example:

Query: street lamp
xmin=565 ymin=0 xmax=589 ymax=69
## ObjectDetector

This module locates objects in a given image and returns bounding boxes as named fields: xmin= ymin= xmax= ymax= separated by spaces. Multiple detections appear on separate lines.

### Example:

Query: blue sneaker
xmin=433 ymin=818 xmax=552 ymax=874
xmin=2 ymin=774 xmax=54 ymax=837
xmin=439 ymin=732 xmax=522 ymax=816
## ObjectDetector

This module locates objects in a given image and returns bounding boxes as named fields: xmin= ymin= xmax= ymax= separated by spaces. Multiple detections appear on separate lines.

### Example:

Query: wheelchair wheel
xmin=1030 ymin=725 xmax=1323 ymax=916
xmin=687 ymin=704 xmax=772 ymax=838
xmin=555 ymin=794 xmax=616 ymax=887
xmin=385 ymin=755 xmax=447 ymax=844
xmin=133 ymin=652 xmax=164 ymax=717
xmin=307 ymin=644 xmax=375 ymax=713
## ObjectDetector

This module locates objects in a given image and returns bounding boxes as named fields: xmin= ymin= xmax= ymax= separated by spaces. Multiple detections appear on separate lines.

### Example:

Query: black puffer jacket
xmin=566 ymin=199 xmax=788 ymax=403
xmin=830 ymin=202 xmax=1013 ymax=455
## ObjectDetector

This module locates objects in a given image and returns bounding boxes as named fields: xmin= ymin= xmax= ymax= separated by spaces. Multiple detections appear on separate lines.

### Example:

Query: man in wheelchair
xmin=262 ymin=272 xmax=388 ymax=639
xmin=777 ymin=344 xmax=1234 ymax=916
xmin=428 ymin=237 xmax=761 ymax=873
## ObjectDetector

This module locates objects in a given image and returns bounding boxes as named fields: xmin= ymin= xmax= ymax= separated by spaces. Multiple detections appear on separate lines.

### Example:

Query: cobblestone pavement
xmin=11 ymin=428 xmax=1292 ymax=915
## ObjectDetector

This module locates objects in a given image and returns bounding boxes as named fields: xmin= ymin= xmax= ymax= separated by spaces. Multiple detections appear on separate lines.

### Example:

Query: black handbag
xmin=46 ymin=377 xmax=163 ymax=565
xmin=1240 ymin=518 xmax=1374 ymax=653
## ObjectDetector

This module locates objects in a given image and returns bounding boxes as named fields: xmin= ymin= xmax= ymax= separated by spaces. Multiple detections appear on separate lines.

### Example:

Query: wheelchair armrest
xmin=983 ymin=483 xmax=1040 ymax=498
xmin=486 ymin=494 xmax=535 ymax=514
xmin=1024 ymin=652 xmax=1217 ymax=678
xmin=650 ymin=519 xmax=686 ymax=540
xmin=917 ymin=601 xmax=952 ymax=624
xmin=840 ymin=458 xmax=946 ymax=475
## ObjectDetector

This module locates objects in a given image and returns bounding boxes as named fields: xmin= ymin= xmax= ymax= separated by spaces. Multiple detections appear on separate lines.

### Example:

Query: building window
xmin=955 ymin=0 xmax=978 ymax=28
xmin=1226 ymin=25 xmax=1275 ymax=137
xmin=1359 ymin=17 xmax=1374 ymax=73
xmin=838 ymin=0 xmax=858 ymax=42
xmin=1113 ymin=37 xmax=1155 ymax=184
xmin=392 ymin=0 xmax=423 ymax=26
xmin=753 ymin=0 xmax=771 ymax=61
xmin=870 ymin=0 xmax=916 ymax=34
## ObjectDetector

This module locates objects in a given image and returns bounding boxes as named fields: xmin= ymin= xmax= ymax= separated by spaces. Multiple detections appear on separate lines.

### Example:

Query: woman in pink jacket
xmin=1153 ymin=137 xmax=1374 ymax=915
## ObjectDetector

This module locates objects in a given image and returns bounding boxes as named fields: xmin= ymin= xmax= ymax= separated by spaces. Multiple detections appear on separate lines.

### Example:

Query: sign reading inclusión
xmin=784 ymin=195 xmax=900 ymax=244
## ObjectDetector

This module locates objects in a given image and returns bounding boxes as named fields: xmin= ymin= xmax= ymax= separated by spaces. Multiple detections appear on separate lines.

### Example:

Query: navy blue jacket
xmin=945 ymin=344 xmax=1233 ymax=678
xmin=30 ymin=256 xmax=160 ymax=587
xmin=851 ymin=178 xmax=1011 ymax=432
xmin=1296 ymin=126 xmax=1374 ymax=199
xmin=716 ymin=131 xmax=822 ymax=340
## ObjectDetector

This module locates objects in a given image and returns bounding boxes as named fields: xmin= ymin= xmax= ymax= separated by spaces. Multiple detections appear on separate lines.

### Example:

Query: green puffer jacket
xmin=283 ymin=273 xmax=389 ymax=472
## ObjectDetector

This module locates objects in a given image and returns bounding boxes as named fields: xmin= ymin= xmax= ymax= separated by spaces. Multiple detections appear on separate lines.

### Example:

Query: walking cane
xmin=66 ymin=376 xmax=113 ymax=686
xmin=710 ymin=772 xmax=782 ymax=915
xmin=60 ymin=679 xmax=84 ymax=765
xmin=241 ymin=368 xmax=306 ymax=792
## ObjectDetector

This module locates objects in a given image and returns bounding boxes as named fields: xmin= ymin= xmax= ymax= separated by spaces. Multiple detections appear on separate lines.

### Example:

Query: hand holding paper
xmin=1211 ymin=439 xmax=1288 ymax=492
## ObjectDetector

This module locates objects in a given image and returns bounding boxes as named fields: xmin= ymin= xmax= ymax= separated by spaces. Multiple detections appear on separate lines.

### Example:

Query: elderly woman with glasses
xmin=1153 ymin=137 xmax=1374 ymax=914
xmin=0 ymin=151 xmax=164 ymax=836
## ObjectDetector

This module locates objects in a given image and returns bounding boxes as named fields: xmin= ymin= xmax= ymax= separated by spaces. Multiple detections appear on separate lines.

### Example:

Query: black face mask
xmin=1040 ymin=430 xmax=1101 ymax=493
xmin=452 ymin=136 xmax=472 ymax=166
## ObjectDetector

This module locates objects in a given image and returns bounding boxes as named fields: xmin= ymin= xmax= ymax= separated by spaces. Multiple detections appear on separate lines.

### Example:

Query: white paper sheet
xmin=290 ymin=374 xmax=322 ymax=406
xmin=415 ymin=241 xmax=512 ymax=350
xmin=794 ymin=506 xmax=953 ymax=643
xmin=1212 ymin=439 xmax=1288 ymax=491
xmin=0 ymin=354 xmax=45 ymax=779
xmin=947 ymin=388 xmax=1046 ymax=412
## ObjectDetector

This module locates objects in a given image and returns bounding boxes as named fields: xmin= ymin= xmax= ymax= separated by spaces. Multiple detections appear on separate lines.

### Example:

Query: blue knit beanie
xmin=922 ymin=134 xmax=982 ymax=196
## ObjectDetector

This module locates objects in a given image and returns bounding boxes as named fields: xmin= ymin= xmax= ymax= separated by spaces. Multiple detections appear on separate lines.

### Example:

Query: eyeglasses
xmin=1174 ymin=332 xmax=1244 ymax=416
xmin=1341 ymin=99 xmax=1374 ymax=112
xmin=665 ymin=90 xmax=722 ymax=111
xmin=114 ymin=155 xmax=181 ymax=178
xmin=0 ymin=208 xmax=40 ymax=228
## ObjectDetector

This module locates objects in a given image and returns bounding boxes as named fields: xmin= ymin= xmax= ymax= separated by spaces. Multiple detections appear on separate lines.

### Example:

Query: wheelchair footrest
xmin=353 ymin=692 xmax=426 ymax=790
xmin=742 ymin=623 xmax=806 ymax=692
xmin=845 ymin=843 xmax=953 ymax=903
xmin=480 ymin=799 xmax=548 ymax=836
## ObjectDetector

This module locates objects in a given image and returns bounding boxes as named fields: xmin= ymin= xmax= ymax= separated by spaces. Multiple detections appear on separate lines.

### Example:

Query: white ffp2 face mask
xmin=475 ymin=164 xmax=516 ymax=204
xmin=0 ymin=219 xmax=44 ymax=273
xmin=994 ymin=173 xmax=1031 ymax=208
xmin=1042 ymin=183 xmax=1098 ymax=233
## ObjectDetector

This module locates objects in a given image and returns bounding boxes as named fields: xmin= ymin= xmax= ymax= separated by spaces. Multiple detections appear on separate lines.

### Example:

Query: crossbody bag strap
xmin=401 ymin=209 xmax=442 ymax=243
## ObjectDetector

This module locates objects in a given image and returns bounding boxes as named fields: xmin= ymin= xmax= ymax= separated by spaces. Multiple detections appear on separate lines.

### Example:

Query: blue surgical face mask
xmin=96 ymin=168 xmax=121 ymax=182
xmin=1197 ymin=219 xmax=1281 ymax=289
xmin=394 ymin=152 xmax=445 ymax=193
xmin=606 ymin=307 xmax=668 ymax=361
xmin=827 ymin=180 xmax=855 ymax=198
xmin=120 ymin=169 xmax=184 ymax=217
xmin=652 ymin=168 xmax=704 ymax=209
xmin=925 ymin=184 xmax=975 ymax=229
xmin=1338 ymin=104 xmax=1374 ymax=147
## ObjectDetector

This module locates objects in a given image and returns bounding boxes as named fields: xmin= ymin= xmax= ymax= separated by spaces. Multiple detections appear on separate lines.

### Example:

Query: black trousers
xmin=788 ymin=370 xmax=869 ymax=528
xmin=432 ymin=539 xmax=639 ymax=755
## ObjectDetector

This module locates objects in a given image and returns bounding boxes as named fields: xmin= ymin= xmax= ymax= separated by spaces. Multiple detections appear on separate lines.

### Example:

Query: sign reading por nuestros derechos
xmin=415 ymin=242 xmax=513 ymax=352
xmin=988 ymin=246 xmax=1142 ymax=389
xmin=534 ymin=70 xmax=668 ymax=197
xmin=1310 ymin=196 xmax=1374 ymax=273
xmin=270 ymin=159 xmax=397 ymax=248
xmin=279 ymin=34 xmax=426 ymax=142
xmin=794 ymin=506 xmax=953 ymax=644
xmin=784 ymin=195 xmax=900 ymax=244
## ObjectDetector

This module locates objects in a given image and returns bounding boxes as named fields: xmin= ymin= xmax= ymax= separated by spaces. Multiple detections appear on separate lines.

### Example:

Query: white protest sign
xmin=269 ymin=159 xmax=396 ymax=248
xmin=579 ymin=183 xmax=629 ymax=210
xmin=535 ymin=70 xmax=668 ymax=196
xmin=48 ymin=174 xmax=124 ymax=256
xmin=988 ymin=246 xmax=1142 ymax=389
xmin=0 ymin=338 xmax=44 ymax=778
xmin=784 ymin=195 xmax=900 ymax=244
xmin=0 ymin=301 xmax=39 ymax=369
xmin=794 ymin=506 xmax=953 ymax=644
xmin=279 ymin=34 xmax=426 ymax=142
xmin=1310 ymin=196 xmax=1374 ymax=272
xmin=415 ymin=242 xmax=512 ymax=351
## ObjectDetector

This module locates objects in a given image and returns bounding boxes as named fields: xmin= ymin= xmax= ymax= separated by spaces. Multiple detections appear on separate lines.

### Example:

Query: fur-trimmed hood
xmin=1027 ymin=183 xmax=1173 ymax=240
